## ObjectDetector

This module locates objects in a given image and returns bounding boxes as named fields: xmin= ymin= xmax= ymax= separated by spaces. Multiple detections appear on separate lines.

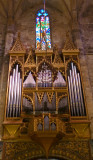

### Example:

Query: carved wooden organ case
xmin=3 ymin=34 xmax=90 ymax=142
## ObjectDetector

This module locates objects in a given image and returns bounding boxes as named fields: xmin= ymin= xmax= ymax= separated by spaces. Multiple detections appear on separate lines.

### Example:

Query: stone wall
xmin=15 ymin=4 xmax=71 ymax=49
xmin=0 ymin=14 xmax=7 ymax=140
xmin=78 ymin=2 xmax=93 ymax=158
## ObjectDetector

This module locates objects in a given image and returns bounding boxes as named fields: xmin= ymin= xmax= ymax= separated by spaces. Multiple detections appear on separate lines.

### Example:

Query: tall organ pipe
xmin=68 ymin=76 xmax=73 ymax=116
xmin=19 ymin=79 xmax=22 ymax=115
xmin=68 ymin=63 xmax=85 ymax=117
xmin=7 ymin=76 xmax=12 ymax=117
xmin=13 ymin=65 xmax=18 ymax=117
xmin=70 ymin=70 xmax=76 ymax=116
xmin=74 ymin=66 xmax=82 ymax=116
xmin=10 ymin=69 xmax=15 ymax=117
xmin=71 ymin=63 xmax=79 ymax=116
xmin=7 ymin=65 xmax=22 ymax=117
xmin=16 ymin=72 xmax=20 ymax=117
xmin=77 ymin=73 xmax=85 ymax=116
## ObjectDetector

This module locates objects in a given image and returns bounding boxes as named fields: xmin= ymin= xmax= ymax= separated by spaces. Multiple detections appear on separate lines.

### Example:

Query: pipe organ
xmin=3 ymin=34 xmax=90 ymax=160
xmin=68 ymin=63 xmax=86 ymax=116
xmin=5 ymin=35 xmax=87 ymax=119
xmin=6 ymin=64 xmax=22 ymax=117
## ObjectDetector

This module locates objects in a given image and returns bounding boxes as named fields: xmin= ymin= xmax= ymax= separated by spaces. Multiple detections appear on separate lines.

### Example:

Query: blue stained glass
xmin=41 ymin=9 xmax=44 ymax=13
xmin=37 ymin=13 xmax=42 ymax=16
xmin=36 ymin=9 xmax=51 ymax=50
xmin=43 ymin=13 xmax=48 ymax=16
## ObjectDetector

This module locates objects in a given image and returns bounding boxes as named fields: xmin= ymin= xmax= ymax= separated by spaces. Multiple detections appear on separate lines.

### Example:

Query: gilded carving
xmin=9 ymin=33 xmax=25 ymax=53
xmin=25 ymin=47 xmax=35 ymax=65
xmin=63 ymin=31 xmax=77 ymax=50
xmin=3 ymin=142 xmax=45 ymax=160
xmin=47 ymin=92 xmax=54 ymax=103
xmin=37 ymin=92 xmax=44 ymax=103
xmin=49 ymin=139 xmax=90 ymax=160
xmin=3 ymin=34 xmax=91 ymax=160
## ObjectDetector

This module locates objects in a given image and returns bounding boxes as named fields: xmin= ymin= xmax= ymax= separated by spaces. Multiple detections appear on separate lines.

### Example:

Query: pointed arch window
xmin=36 ymin=9 xmax=51 ymax=50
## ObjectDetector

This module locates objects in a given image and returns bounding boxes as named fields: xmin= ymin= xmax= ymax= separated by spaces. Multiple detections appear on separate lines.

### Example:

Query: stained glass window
xmin=36 ymin=9 xmax=51 ymax=50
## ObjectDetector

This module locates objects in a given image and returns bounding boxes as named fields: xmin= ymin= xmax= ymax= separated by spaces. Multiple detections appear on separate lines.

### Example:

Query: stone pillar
xmin=0 ymin=0 xmax=15 ymax=159
xmin=71 ymin=0 xmax=93 ymax=158
xmin=5 ymin=0 xmax=15 ymax=55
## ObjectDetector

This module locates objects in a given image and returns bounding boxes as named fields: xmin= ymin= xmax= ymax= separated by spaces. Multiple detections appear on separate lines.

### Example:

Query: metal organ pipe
xmin=71 ymin=63 xmax=79 ymax=116
xmin=68 ymin=76 xmax=73 ymax=116
xmin=19 ymin=78 xmax=22 ymax=115
xmin=7 ymin=76 xmax=12 ymax=117
xmin=10 ymin=69 xmax=15 ymax=117
xmin=69 ymin=70 xmax=76 ymax=116
xmin=74 ymin=66 xmax=82 ymax=116
xmin=68 ymin=63 xmax=85 ymax=117
xmin=16 ymin=72 xmax=20 ymax=117
xmin=13 ymin=65 xmax=18 ymax=117
xmin=7 ymin=65 xmax=22 ymax=118
xmin=77 ymin=73 xmax=85 ymax=116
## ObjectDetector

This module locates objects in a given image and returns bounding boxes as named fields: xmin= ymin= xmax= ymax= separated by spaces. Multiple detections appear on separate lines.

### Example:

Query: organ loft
xmin=0 ymin=0 xmax=93 ymax=160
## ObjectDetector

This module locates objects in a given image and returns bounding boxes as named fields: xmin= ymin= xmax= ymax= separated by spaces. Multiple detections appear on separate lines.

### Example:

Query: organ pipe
xmin=74 ymin=66 xmax=82 ymax=116
xmin=71 ymin=63 xmax=79 ymax=116
xmin=16 ymin=72 xmax=20 ymax=117
xmin=10 ymin=69 xmax=15 ymax=117
xmin=68 ymin=76 xmax=73 ymax=116
xmin=78 ymin=73 xmax=85 ymax=116
xmin=7 ymin=65 xmax=22 ymax=117
xmin=68 ymin=63 xmax=85 ymax=116
xmin=19 ymin=73 xmax=21 ymax=115
xmin=13 ymin=65 xmax=18 ymax=117
xmin=70 ymin=70 xmax=76 ymax=116
xmin=7 ymin=76 xmax=12 ymax=117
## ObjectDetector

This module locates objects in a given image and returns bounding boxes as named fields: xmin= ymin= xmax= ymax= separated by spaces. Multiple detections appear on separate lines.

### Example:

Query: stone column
xmin=0 ymin=0 xmax=14 ymax=145
xmin=71 ymin=0 xmax=93 ymax=158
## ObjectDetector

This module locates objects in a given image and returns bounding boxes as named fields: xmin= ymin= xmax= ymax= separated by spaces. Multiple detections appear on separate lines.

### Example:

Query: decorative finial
xmin=30 ymin=45 xmax=32 ymax=51
xmin=63 ymin=31 xmax=76 ymax=50
xmin=54 ymin=44 xmax=58 ymax=51
xmin=18 ymin=32 xmax=20 ymax=39
xmin=66 ymin=31 xmax=70 ymax=38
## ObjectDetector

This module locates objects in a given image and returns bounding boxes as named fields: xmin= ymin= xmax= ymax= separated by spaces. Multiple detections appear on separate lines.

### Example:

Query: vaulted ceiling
xmin=0 ymin=0 xmax=92 ymax=24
